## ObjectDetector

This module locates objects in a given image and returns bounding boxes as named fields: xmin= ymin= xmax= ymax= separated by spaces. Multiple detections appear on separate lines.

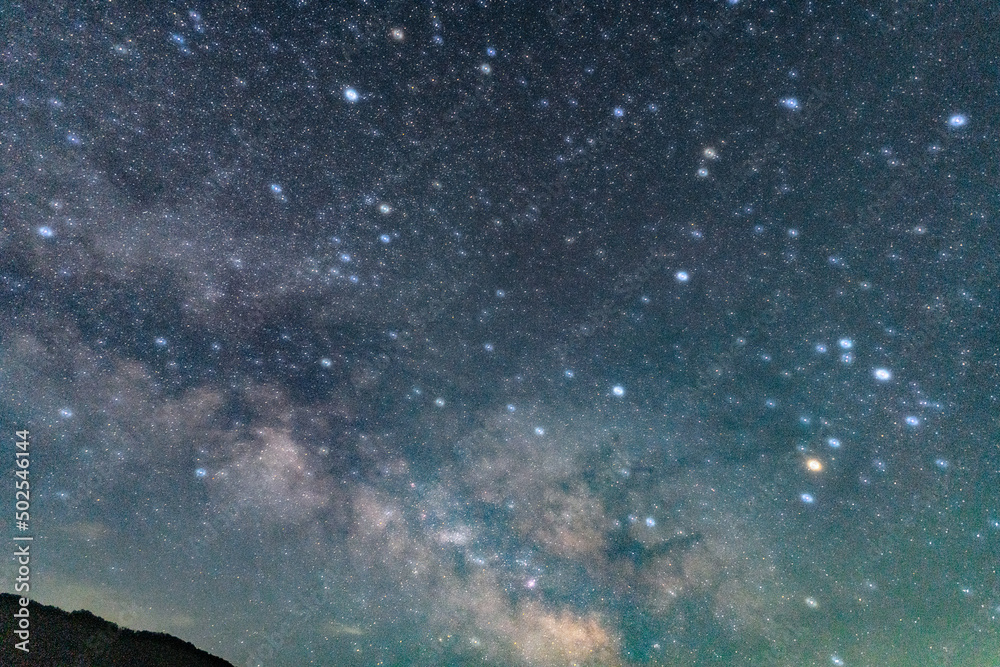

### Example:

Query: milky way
xmin=2 ymin=2 xmax=999 ymax=665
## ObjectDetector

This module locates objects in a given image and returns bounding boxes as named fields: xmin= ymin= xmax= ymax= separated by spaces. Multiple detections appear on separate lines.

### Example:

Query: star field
xmin=2 ymin=1 xmax=999 ymax=666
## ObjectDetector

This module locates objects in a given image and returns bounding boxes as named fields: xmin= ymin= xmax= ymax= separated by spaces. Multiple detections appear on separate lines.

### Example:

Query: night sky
xmin=3 ymin=1 xmax=999 ymax=665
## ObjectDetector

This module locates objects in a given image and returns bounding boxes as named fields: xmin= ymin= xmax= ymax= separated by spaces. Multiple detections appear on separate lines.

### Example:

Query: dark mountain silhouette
xmin=0 ymin=593 xmax=234 ymax=666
